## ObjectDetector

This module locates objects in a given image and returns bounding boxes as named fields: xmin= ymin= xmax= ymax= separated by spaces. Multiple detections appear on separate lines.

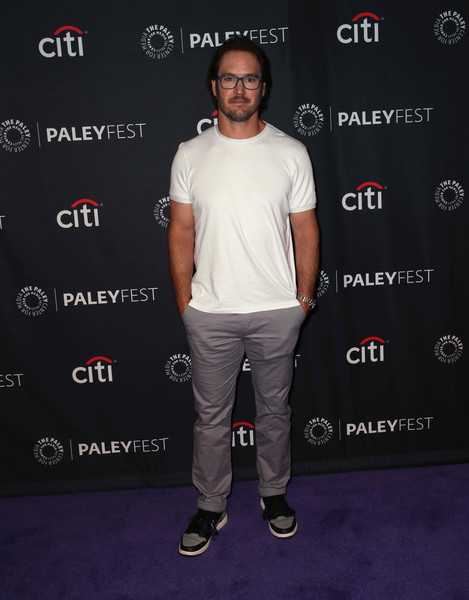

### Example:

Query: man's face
xmin=211 ymin=50 xmax=266 ymax=123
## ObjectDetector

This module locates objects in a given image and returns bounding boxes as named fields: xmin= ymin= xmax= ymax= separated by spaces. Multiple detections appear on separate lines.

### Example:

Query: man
xmin=168 ymin=37 xmax=319 ymax=557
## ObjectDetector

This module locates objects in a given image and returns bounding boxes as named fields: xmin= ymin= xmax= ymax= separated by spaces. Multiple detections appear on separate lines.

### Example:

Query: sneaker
xmin=260 ymin=495 xmax=297 ymax=538
xmin=178 ymin=509 xmax=228 ymax=556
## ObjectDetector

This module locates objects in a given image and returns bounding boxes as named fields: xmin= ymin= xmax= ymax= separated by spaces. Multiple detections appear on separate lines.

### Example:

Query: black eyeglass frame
xmin=216 ymin=74 xmax=263 ymax=90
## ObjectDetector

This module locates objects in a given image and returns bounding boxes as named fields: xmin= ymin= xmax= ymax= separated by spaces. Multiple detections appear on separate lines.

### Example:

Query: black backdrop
xmin=1 ymin=1 xmax=467 ymax=496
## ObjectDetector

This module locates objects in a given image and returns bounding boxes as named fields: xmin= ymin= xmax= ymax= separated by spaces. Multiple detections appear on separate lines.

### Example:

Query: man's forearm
xmin=294 ymin=231 xmax=320 ymax=298
xmin=295 ymin=241 xmax=319 ymax=298
xmin=167 ymin=223 xmax=195 ymax=311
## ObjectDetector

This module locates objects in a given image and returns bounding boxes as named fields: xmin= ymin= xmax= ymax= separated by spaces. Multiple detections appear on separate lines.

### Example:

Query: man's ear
xmin=211 ymin=79 xmax=217 ymax=98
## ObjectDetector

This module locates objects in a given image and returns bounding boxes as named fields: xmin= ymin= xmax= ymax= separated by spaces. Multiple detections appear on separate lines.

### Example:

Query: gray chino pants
xmin=182 ymin=304 xmax=306 ymax=512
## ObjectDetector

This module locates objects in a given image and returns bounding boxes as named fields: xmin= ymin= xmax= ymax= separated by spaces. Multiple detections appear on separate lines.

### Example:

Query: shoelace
xmin=186 ymin=512 xmax=220 ymax=538
xmin=263 ymin=497 xmax=295 ymax=520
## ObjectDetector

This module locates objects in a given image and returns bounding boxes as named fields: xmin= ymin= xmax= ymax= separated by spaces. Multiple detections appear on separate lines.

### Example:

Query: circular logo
xmin=316 ymin=270 xmax=330 ymax=298
xmin=154 ymin=196 xmax=170 ymax=229
xmin=0 ymin=119 xmax=31 ymax=153
xmin=434 ymin=334 xmax=463 ymax=364
xmin=33 ymin=437 xmax=64 ymax=466
xmin=434 ymin=179 xmax=464 ymax=211
xmin=140 ymin=25 xmax=175 ymax=59
xmin=164 ymin=353 xmax=192 ymax=383
xmin=304 ymin=417 xmax=333 ymax=446
xmin=433 ymin=10 xmax=466 ymax=45
xmin=293 ymin=103 xmax=324 ymax=136
xmin=16 ymin=286 xmax=49 ymax=316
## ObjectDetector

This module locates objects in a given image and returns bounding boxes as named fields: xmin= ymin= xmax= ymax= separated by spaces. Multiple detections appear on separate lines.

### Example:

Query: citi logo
xmin=72 ymin=355 xmax=115 ymax=384
xmin=337 ymin=11 xmax=381 ymax=44
xmin=232 ymin=420 xmax=255 ymax=447
xmin=57 ymin=198 xmax=101 ymax=229
xmin=38 ymin=25 xmax=86 ymax=58
xmin=346 ymin=336 xmax=386 ymax=365
xmin=197 ymin=110 xmax=218 ymax=135
xmin=342 ymin=181 xmax=385 ymax=211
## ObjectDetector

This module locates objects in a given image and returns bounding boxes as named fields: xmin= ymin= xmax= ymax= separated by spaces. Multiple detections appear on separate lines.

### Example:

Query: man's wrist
xmin=177 ymin=296 xmax=192 ymax=314
xmin=296 ymin=292 xmax=316 ymax=309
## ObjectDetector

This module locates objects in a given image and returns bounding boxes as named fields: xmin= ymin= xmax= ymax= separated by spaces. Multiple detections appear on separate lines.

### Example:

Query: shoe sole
xmin=178 ymin=512 xmax=228 ymax=557
xmin=260 ymin=499 xmax=298 ymax=539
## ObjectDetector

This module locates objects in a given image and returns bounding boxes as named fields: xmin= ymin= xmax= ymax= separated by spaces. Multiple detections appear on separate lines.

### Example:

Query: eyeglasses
xmin=217 ymin=74 xmax=262 ymax=90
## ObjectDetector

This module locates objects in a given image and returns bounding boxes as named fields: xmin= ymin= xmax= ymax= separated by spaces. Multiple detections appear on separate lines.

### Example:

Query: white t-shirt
xmin=169 ymin=122 xmax=317 ymax=313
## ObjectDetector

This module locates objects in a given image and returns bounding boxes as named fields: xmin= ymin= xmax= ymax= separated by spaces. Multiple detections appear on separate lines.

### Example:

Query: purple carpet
xmin=2 ymin=463 xmax=469 ymax=599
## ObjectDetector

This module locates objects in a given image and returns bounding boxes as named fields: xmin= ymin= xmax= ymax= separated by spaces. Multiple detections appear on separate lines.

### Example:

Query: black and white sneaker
xmin=260 ymin=495 xmax=297 ymax=538
xmin=178 ymin=509 xmax=228 ymax=556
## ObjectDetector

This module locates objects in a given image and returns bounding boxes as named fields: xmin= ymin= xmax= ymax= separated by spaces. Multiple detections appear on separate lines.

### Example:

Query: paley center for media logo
xmin=39 ymin=122 xmax=147 ymax=146
xmin=293 ymin=104 xmax=434 ymax=135
xmin=0 ymin=119 xmax=31 ymax=153
xmin=304 ymin=415 xmax=435 ymax=446
xmin=33 ymin=435 xmax=169 ymax=465
xmin=57 ymin=198 xmax=101 ymax=229
xmin=140 ymin=24 xmax=175 ymax=59
xmin=345 ymin=416 xmax=435 ymax=436
xmin=340 ymin=268 xmax=434 ymax=290
xmin=293 ymin=104 xmax=325 ymax=137
xmin=346 ymin=336 xmax=387 ymax=365
xmin=38 ymin=25 xmax=87 ymax=58
xmin=76 ymin=437 xmax=169 ymax=457
xmin=140 ymin=24 xmax=288 ymax=59
xmin=2 ymin=119 xmax=148 ymax=150
xmin=337 ymin=11 xmax=382 ymax=44
xmin=434 ymin=179 xmax=464 ymax=211
xmin=434 ymin=334 xmax=463 ymax=364
xmin=34 ymin=437 xmax=64 ymax=466
xmin=316 ymin=270 xmax=330 ymax=298
xmin=185 ymin=26 xmax=288 ymax=49
xmin=61 ymin=286 xmax=158 ymax=308
xmin=16 ymin=284 xmax=159 ymax=315
xmin=154 ymin=196 xmax=171 ymax=229
xmin=232 ymin=420 xmax=255 ymax=447
xmin=337 ymin=107 xmax=434 ymax=128
xmin=433 ymin=10 xmax=466 ymax=45
xmin=16 ymin=285 xmax=49 ymax=316
xmin=164 ymin=353 xmax=192 ymax=383
xmin=304 ymin=417 xmax=334 ymax=446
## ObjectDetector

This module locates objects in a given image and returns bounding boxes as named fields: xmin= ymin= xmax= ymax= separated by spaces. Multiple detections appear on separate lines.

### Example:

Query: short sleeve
xmin=169 ymin=142 xmax=192 ymax=204
xmin=288 ymin=145 xmax=317 ymax=213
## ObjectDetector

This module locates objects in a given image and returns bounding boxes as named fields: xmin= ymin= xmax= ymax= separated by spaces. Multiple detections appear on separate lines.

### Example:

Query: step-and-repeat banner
xmin=1 ymin=1 xmax=467 ymax=495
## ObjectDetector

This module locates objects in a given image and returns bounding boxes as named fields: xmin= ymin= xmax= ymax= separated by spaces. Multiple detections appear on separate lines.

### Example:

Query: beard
xmin=218 ymin=95 xmax=262 ymax=123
